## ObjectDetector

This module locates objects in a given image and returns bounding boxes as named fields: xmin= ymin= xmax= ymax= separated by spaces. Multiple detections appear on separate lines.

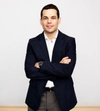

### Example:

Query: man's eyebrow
xmin=42 ymin=16 xmax=48 ymax=17
xmin=52 ymin=15 xmax=57 ymax=17
xmin=42 ymin=15 xmax=57 ymax=18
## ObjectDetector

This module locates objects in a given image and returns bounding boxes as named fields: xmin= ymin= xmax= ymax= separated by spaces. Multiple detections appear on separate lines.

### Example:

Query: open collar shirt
xmin=44 ymin=30 xmax=58 ymax=87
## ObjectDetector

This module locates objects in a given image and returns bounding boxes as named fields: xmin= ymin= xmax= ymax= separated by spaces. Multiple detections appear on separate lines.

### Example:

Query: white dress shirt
xmin=44 ymin=31 xmax=58 ymax=88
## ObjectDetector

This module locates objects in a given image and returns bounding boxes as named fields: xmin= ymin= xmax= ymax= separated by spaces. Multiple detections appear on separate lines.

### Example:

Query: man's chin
xmin=45 ymin=29 xmax=57 ymax=34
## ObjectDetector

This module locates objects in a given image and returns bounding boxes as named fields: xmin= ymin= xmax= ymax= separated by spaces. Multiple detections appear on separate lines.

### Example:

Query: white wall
xmin=0 ymin=0 xmax=100 ymax=106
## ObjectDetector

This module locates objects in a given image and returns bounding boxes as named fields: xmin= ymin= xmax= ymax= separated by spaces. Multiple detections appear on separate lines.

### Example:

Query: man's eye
xmin=52 ymin=16 xmax=56 ymax=19
xmin=43 ymin=17 xmax=47 ymax=20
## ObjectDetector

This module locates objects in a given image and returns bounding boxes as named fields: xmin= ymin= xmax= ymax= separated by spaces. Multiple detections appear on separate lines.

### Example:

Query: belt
xmin=44 ymin=87 xmax=54 ymax=92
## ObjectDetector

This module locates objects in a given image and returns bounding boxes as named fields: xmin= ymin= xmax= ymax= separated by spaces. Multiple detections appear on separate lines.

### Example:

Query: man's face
xmin=40 ymin=9 xmax=60 ymax=34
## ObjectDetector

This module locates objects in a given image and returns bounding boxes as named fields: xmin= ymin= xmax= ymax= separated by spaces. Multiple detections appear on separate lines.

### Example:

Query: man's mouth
xmin=46 ymin=25 xmax=53 ymax=29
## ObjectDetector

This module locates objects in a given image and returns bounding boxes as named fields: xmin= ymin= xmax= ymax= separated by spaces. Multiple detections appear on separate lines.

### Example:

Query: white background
xmin=0 ymin=0 xmax=100 ymax=106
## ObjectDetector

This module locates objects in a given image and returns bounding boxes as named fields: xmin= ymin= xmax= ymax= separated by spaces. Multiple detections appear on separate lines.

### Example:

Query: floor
xmin=0 ymin=106 xmax=100 ymax=111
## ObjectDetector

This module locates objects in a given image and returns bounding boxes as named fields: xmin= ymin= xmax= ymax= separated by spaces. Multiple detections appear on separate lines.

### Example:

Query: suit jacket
xmin=24 ymin=30 xmax=77 ymax=111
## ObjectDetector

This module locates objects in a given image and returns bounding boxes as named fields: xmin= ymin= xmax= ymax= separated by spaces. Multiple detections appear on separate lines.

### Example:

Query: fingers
xmin=62 ymin=59 xmax=71 ymax=64
xmin=34 ymin=62 xmax=40 ymax=68
xmin=60 ymin=56 xmax=71 ymax=64
xmin=60 ymin=59 xmax=71 ymax=64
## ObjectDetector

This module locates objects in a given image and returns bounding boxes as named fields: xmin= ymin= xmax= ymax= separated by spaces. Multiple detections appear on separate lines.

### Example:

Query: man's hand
xmin=34 ymin=62 xmax=40 ymax=68
xmin=60 ymin=56 xmax=71 ymax=64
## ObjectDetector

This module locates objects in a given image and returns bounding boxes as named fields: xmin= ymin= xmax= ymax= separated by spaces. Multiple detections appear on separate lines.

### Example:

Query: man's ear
xmin=58 ymin=18 xmax=61 ymax=24
xmin=40 ymin=19 xmax=42 ymax=25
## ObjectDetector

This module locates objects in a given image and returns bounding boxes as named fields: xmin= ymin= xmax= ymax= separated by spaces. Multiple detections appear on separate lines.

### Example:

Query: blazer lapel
xmin=38 ymin=32 xmax=50 ymax=61
xmin=52 ymin=31 xmax=64 ymax=62
xmin=38 ymin=31 xmax=64 ymax=62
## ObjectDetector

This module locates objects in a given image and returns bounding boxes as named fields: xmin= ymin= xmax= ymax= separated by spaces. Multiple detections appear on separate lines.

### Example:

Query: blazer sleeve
xmin=40 ymin=38 xmax=76 ymax=78
xmin=24 ymin=39 xmax=56 ymax=80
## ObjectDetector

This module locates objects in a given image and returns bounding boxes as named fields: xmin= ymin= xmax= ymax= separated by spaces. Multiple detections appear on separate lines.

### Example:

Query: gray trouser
xmin=28 ymin=91 xmax=62 ymax=111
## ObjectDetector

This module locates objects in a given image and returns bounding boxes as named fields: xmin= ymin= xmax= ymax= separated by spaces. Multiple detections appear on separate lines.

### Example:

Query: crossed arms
xmin=25 ymin=37 xmax=76 ymax=79
xmin=34 ymin=56 xmax=71 ymax=68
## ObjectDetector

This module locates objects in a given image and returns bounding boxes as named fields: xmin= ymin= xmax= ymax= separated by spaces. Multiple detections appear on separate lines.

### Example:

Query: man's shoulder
xmin=29 ymin=32 xmax=43 ymax=42
xmin=59 ymin=31 xmax=75 ymax=40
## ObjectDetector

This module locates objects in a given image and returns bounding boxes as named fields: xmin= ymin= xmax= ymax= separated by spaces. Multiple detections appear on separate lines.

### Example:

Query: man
xmin=25 ymin=4 xmax=77 ymax=111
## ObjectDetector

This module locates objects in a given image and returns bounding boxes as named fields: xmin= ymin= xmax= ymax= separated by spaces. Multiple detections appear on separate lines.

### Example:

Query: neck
xmin=44 ymin=30 xmax=58 ymax=40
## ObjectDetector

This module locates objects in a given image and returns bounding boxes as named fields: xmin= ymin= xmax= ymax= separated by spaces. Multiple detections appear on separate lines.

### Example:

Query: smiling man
xmin=25 ymin=4 xmax=77 ymax=111
xmin=40 ymin=8 xmax=60 ymax=38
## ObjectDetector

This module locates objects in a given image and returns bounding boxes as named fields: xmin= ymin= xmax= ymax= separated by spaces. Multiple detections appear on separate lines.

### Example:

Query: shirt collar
xmin=44 ymin=30 xmax=58 ymax=40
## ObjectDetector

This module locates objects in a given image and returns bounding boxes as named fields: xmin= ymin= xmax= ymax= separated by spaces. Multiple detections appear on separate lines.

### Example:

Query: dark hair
xmin=40 ymin=4 xmax=60 ymax=18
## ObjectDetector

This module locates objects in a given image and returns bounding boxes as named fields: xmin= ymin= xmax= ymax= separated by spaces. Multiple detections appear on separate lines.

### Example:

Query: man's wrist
xmin=38 ymin=61 xmax=43 ymax=68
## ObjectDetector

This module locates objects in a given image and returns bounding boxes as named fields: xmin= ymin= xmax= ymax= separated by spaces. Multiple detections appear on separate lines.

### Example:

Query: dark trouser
xmin=28 ymin=89 xmax=63 ymax=111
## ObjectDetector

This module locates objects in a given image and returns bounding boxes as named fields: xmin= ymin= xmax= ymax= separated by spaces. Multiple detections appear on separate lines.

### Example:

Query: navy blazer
xmin=25 ymin=30 xmax=77 ymax=111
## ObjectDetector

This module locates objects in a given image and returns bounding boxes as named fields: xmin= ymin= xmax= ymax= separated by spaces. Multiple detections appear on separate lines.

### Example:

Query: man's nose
xmin=47 ymin=18 xmax=52 ymax=23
